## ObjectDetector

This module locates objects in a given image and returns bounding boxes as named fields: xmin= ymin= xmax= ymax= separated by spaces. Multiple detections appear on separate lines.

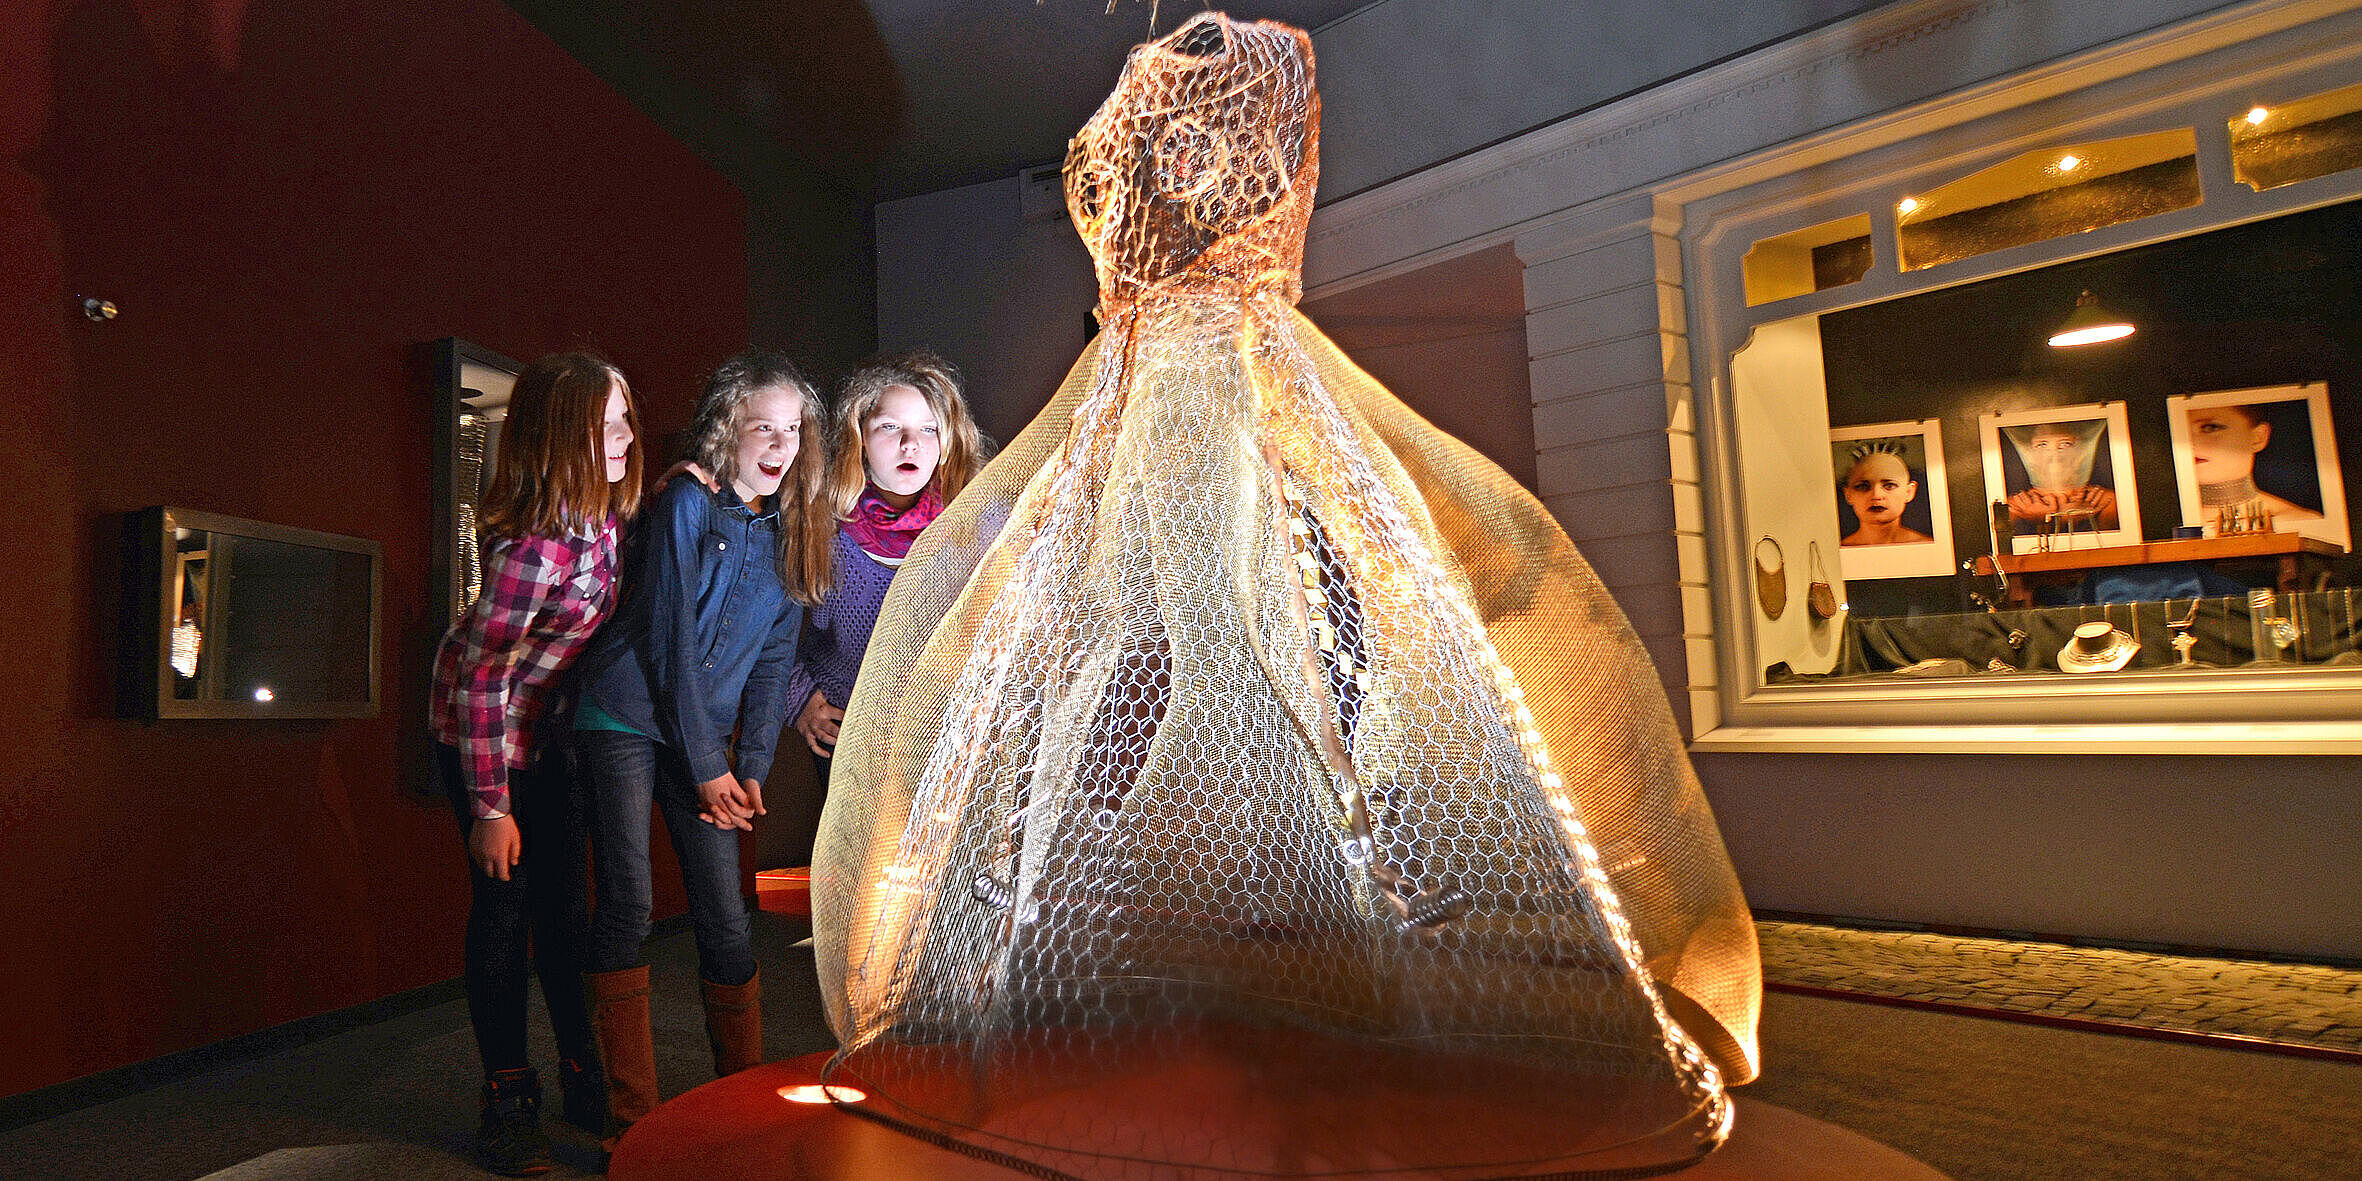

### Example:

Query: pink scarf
xmin=844 ymin=481 xmax=943 ymax=560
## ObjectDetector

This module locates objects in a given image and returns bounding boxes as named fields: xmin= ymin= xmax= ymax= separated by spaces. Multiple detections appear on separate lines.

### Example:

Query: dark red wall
xmin=1 ymin=0 xmax=747 ymax=1098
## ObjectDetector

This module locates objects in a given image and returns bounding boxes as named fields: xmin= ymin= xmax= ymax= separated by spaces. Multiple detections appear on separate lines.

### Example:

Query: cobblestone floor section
xmin=1757 ymin=920 xmax=2362 ymax=1054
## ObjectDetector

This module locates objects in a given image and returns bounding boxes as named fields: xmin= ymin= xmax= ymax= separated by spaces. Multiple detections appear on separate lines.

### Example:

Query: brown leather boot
xmin=701 ymin=970 xmax=763 ymax=1076
xmin=585 ymin=966 xmax=655 ymax=1151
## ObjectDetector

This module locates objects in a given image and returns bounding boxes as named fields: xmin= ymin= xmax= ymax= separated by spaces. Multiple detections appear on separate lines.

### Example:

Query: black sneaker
xmin=557 ymin=1055 xmax=606 ymax=1134
xmin=477 ymin=1068 xmax=554 ymax=1177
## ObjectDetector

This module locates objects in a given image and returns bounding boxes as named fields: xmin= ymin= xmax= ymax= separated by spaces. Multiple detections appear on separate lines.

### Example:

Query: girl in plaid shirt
xmin=429 ymin=351 xmax=642 ymax=1175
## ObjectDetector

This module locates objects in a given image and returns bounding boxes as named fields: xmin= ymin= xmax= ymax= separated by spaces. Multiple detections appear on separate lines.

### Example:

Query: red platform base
xmin=611 ymin=1050 xmax=1949 ymax=1181
xmin=753 ymin=867 xmax=810 ymax=917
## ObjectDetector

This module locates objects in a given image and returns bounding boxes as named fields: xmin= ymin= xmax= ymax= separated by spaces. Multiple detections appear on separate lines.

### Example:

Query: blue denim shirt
xmin=577 ymin=479 xmax=805 ymax=785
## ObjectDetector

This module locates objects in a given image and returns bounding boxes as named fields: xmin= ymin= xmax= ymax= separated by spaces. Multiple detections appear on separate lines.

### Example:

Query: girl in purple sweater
xmin=782 ymin=352 xmax=986 ymax=835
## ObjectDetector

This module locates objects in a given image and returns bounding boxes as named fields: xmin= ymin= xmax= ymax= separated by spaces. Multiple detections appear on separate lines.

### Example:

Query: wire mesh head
xmin=1066 ymin=13 xmax=1315 ymax=314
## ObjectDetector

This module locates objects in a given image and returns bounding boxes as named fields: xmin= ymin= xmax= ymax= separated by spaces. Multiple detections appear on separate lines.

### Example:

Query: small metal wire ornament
xmin=2167 ymin=598 xmax=2200 ymax=666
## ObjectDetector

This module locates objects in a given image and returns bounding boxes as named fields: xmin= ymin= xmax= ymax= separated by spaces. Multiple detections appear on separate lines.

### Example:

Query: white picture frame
xmin=1979 ymin=401 xmax=2144 ymax=555
xmin=2165 ymin=382 xmax=2349 ymax=551
xmin=1828 ymin=418 xmax=1955 ymax=579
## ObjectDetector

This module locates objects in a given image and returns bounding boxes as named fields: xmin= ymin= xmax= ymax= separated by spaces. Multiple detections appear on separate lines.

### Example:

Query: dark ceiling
xmin=511 ymin=0 xmax=1374 ymax=203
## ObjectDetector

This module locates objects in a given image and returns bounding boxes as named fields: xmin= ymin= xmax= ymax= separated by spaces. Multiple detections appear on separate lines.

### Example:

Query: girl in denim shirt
xmin=570 ymin=350 xmax=832 ymax=1148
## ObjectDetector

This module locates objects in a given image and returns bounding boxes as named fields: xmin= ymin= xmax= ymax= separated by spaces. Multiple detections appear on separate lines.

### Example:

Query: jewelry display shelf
xmin=1973 ymin=533 xmax=2342 ymax=606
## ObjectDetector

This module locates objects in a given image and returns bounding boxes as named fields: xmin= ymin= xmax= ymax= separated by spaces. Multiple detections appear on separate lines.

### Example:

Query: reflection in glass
xmin=2231 ymin=81 xmax=2362 ymax=193
xmin=1742 ymin=214 xmax=1871 ymax=306
xmin=451 ymin=383 xmax=508 ymax=618
xmin=454 ymin=409 xmax=493 ymax=618
xmin=432 ymin=340 xmax=517 ymax=625
xmin=174 ymin=529 xmax=374 ymax=706
xmin=1897 ymin=129 xmax=2200 ymax=271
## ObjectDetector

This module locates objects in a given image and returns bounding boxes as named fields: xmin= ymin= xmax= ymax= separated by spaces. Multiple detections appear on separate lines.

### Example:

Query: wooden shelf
xmin=1972 ymin=532 xmax=2342 ymax=577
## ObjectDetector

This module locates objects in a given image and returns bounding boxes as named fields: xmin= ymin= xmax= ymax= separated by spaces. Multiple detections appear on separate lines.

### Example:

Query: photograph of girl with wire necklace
xmin=1979 ymin=401 xmax=2145 ymax=554
xmin=2167 ymin=382 xmax=2349 ymax=550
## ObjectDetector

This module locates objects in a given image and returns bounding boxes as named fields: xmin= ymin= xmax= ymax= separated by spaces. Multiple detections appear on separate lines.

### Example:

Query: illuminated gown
xmin=812 ymin=13 xmax=1761 ymax=1179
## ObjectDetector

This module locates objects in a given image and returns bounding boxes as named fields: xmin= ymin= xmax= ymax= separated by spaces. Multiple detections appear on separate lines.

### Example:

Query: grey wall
xmin=876 ymin=175 xmax=1097 ymax=446
xmin=1302 ymin=242 xmax=1537 ymax=490
xmin=1701 ymin=752 xmax=2362 ymax=958
xmin=1310 ymin=0 xmax=1884 ymax=199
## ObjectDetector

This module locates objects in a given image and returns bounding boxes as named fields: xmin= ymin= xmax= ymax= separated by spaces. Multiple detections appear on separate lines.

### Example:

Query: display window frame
xmin=1660 ymin=3 xmax=2362 ymax=753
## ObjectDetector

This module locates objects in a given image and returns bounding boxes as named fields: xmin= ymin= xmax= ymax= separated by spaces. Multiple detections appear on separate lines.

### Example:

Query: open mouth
xmin=896 ymin=462 xmax=920 ymax=474
xmin=758 ymin=461 xmax=785 ymax=479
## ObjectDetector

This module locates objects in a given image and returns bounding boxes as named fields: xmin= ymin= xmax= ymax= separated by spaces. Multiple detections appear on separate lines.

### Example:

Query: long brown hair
xmin=481 ymin=352 xmax=643 ymax=539
xmin=824 ymin=349 xmax=988 ymax=520
xmin=685 ymin=350 xmax=833 ymax=605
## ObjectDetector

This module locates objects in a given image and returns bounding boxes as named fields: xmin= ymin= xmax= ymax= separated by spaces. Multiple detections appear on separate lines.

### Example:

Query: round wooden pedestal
xmin=611 ymin=1051 xmax=1949 ymax=1181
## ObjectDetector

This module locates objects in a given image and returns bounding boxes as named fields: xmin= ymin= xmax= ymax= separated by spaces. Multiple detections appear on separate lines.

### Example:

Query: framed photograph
xmin=1980 ymin=401 xmax=2143 ymax=555
xmin=2165 ymin=383 xmax=2349 ymax=551
xmin=1828 ymin=419 xmax=1955 ymax=578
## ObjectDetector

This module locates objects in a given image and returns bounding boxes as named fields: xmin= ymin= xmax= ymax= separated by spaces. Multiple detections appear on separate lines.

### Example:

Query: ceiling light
xmin=1897 ymin=197 xmax=1919 ymax=215
xmin=2246 ymin=106 xmax=2271 ymax=126
xmin=2048 ymin=290 xmax=2135 ymax=347
xmin=2056 ymin=155 xmax=2081 ymax=172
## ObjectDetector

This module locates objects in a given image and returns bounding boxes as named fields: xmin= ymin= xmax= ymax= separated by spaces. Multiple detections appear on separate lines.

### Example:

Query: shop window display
xmin=1660 ymin=13 xmax=2362 ymax=748
xmin=1750 ymin=199 xmax=2362 ymax=686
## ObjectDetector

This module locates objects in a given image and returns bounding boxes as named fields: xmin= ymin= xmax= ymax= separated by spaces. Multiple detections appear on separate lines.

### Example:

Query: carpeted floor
xmin=3 ymin=913 xmax=2357 ymax=1180
xmin=1746 ymin=987 xmax=2362 ymax=1181
xmin=0 ymin=915 xmax=835 ymax=1181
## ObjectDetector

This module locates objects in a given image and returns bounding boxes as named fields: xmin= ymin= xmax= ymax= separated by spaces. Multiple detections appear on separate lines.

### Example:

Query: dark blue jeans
xmin=576 ymin=728 xmax=756 ymax=986
xmin=438 ymin=743 xmax=595 ymax=1076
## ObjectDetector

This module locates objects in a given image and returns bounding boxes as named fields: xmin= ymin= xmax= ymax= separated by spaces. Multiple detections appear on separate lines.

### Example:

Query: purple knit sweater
xmin=784 ymin=531 xmax=899 ymax=718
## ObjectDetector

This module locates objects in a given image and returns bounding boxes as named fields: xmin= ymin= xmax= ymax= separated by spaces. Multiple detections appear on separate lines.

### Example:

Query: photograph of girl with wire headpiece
xmin=1828 ymin=418 xmax=1956 ymax=578
xmin=1979 ymin=401 xmax=2146 ymax=555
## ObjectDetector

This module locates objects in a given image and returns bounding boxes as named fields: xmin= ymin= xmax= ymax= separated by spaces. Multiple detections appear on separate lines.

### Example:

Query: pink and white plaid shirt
xmin=430 ymin=518 xmax=618 ymax=818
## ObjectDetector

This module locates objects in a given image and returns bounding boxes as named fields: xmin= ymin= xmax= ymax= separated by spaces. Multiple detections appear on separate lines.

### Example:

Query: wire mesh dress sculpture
xmin=813 ymin=13 xmax=1760 ymax=1179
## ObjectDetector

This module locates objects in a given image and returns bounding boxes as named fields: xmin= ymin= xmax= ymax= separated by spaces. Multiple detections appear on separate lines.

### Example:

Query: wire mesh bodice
xmin=812 ymin=14 xmax=1760 ymax=1179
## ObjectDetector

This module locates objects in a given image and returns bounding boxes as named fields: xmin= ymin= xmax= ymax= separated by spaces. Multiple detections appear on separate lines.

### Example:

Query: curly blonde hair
xmin=684 ymin=350 xmax=833 ymax=603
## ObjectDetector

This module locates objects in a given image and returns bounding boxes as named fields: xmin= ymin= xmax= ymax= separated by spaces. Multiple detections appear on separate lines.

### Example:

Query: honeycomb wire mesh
xmin=812 ymin=14 xmax=1760 ymax=1179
